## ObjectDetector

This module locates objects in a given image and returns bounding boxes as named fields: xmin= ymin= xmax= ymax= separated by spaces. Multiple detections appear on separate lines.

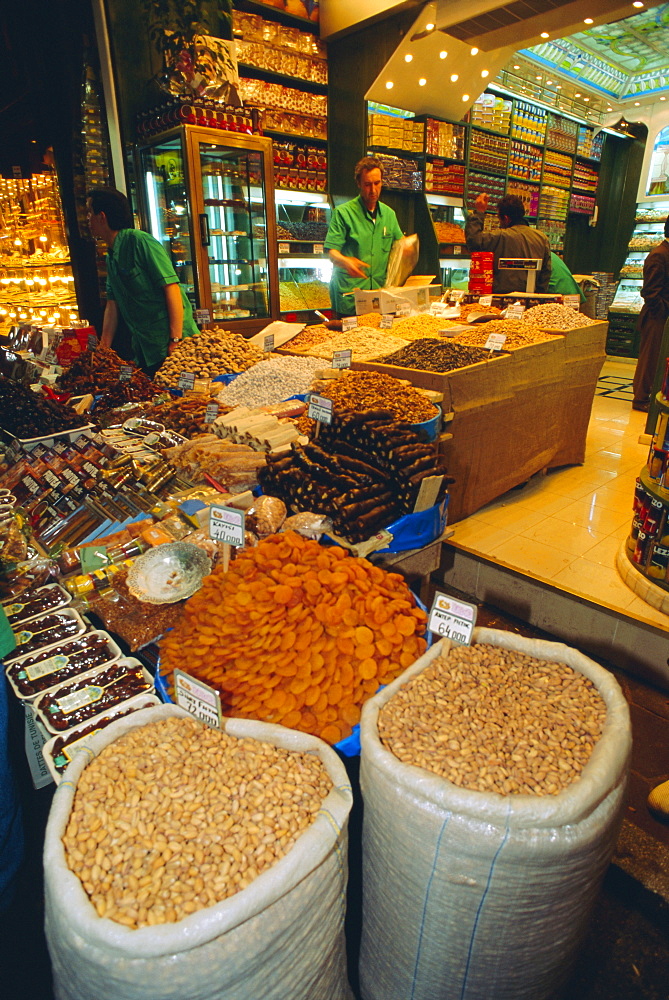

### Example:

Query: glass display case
xmin=275 ymin=189 xmax=332 ymax=316
xmin=611 ymin=198 xmax=669 ymax=315
xmin=426 ymin=195 xmax=470 ymax=293
xmin=136 ymin=126 xmax=279 ymax=333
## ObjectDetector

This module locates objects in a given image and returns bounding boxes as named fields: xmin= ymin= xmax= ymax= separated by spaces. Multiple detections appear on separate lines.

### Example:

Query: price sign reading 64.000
xmin=428 ymin=592 xmax=477 ymax=646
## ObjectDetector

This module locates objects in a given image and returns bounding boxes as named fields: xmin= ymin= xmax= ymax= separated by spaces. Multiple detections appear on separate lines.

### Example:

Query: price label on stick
xmin=332 ymin=349 xmax=351 ymax=369
xmin=506 ymin=302 xmax=525 ymax=319
xmin=178 ymin=371 xmax=196 ymax=392
xmin=194 ymin=309 xmax=210 ymax=325
xmin=478 ymin=295 xmax=493 ymax=307
xmin=428 ymin=592 xmax=477 ymax=645
xmin=308 ymin=393 xmax=333 ymax=425
xmin=396 ymin=302 xmax=411 ymax=317
xmin=204 ymin=401 xmax=219 ymax=424
xmin=341 ymin=316 xmax=358 ymax=332
xmin=87 ymin=333 xmax=98 ymax=351
xmin=563 ymin=294 xmax=580 ymax=310
xmin=118 ymin=365 xmax=133 ymax=382
xmin=485 ymin=332 xmax=507 ymax=352
xmin=174 ymin=669 xmax=222 ymax=729
xmin=278 ymin=242 xmax=290 ymax=255
xmin=379 ymin=313 xmax=394 ymax=328
xmin=313 ymin=243 xmax=324 ymax=254
xmin=209 ymin=504 xmax=245 ymax=546
xmin=263 ymin=332 xmax=275 ymax=354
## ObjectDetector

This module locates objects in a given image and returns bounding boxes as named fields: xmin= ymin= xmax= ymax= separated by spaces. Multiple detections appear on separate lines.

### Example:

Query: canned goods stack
xmin=468 ymin=251 xmax=494 ymax=294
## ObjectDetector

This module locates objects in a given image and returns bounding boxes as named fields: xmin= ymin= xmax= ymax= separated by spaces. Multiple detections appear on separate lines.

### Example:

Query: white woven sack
xmin=44 ymin=704 xmax=354 ymax=1000
xmin=359 ymin=627 xmax=631 ymax=1000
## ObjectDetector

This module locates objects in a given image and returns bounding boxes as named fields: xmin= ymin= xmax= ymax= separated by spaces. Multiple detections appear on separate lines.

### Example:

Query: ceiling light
xmin=513 ymin=64 xmax=520 ymax=69
xmin=385 ymin=81 xmax=394 ymax=90
xmin=419 ymin=78 xmax=426 ymax=86
xmin=634 ymin=101 xmax=640 ymax=105
xmin=439 ymin=50 xmax=447 ymax=59
xmin=584 ymin=18 xmax=594 ymax=24
xmin=661 ymin=97 xmax=667 ymax=101
xmin=450 ymin=73 xmax=459 ymax=82
xmin=536 ymin=75 xmax=542 ymax=80
xmin=540 ymin=32 xmax=549 ymax=38
xmin=556 ymin=84 xmax=562 ymax=89
xmin=481 ymin=70 xmax=489 ymax=78
xmin=632 ymin=1 xmax=644 ymax=6
xmin=607 ymin=106 xmax=613 ymax=111
xmin=584 ymin=97 xmax=590 ymax=101
xmin=575 ymin=92 xmax=581 ymax=97
xmin=471 ymin=47 xmax=479 ymax=55
xmin=425 ymin=22 xmax=435 ymax=30
xmin=462 ymin=94 xmax=470 ymax=102
xmin=404 ymin=53 xmax=413 ymax=63
xmin=546 ymin=80 xmax=553 ymax=85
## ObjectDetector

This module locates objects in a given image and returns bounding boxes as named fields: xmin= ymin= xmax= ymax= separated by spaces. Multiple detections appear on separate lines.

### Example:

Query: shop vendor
xmin=465 ymin=192 xmax=552 ymax=294
xmin=324 ymin=156 xmax=403 ymax=317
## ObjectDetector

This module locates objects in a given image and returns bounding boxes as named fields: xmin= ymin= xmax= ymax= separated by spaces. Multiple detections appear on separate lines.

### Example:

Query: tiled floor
xmin=447 ymin=358 xmax=669 ymax=631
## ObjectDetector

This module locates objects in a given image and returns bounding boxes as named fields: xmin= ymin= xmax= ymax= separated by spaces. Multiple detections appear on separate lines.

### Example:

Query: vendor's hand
xmin=341 ymin=256 xmax=369 ymax=279
xmin=167 ymin=339 xmax=182 ymax=355
xmin=474 ymin=192 xmax=489 ymax=213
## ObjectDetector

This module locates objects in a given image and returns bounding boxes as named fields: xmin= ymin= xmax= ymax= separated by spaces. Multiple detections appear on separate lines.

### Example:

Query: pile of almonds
xmin=62 ymin=716 xmax=332 ymax=928
xmin=378 ymin=643 xmax=607 ymax=796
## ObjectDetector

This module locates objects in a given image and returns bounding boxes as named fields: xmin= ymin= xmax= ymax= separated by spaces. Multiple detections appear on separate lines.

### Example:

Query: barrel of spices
xmin=43 ymin=705 xmax=353 ymax=1000
xmin=358 ymin=628 xmax=631 ymax=1000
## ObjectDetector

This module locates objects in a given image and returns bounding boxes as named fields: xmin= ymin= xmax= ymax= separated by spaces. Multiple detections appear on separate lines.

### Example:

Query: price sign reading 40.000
xmin=428 ymin=592 xmax=477 ymax=646
xmin=209 ymin=504 xmax=246 ymax=547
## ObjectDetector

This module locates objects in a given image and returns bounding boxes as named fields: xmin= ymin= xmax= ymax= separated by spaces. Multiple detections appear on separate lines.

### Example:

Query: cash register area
xmin=444 ymin=357 xmax=668 ymax=633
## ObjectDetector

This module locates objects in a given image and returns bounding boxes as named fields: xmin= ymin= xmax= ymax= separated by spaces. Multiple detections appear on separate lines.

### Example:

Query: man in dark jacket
xmin=465 ymin=193 xmax=551 ymax=294
xmin=632 ymin=216 xmax=669 ymax=412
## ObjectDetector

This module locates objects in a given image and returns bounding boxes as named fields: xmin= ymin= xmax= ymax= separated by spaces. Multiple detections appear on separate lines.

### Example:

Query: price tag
xmin=342 ymin=316 xmax=358 ymax=332
xmin=308 ymin=393 xmax=333 ymax=425
xmin=174 ymin=669 xmax=222 ymax=729
xmin=194 ymin=309 xmax=211 ymax=324
xmin=453 ymin=245 xmax=462 ymax=255
xmin=278 ymin=242 xmax=290 ymax=254
xmin=428 ymin=592 xmax=477 ymax=645
xmin=118 ymin=364 xmax=133 ymax=382
xmin=313 ymin=243 xmax=324 ymax=254
xmin=87 ymin=333 xmax=98 ymax=351
xmin=379 ymin=313 xmax=394 ymax=328
xmin=478 ymin=295 xmax=493 ymax=307
xmin=396 ymin=302 xmax=411 ymax=317
xmin=80 ymin=546 xmax=110 ymax=573
xmin=485 ymin=332 xmax=507 ymax=352
xmin=263 ymin=332 xmax=275 ymax=353
xmin=430 ymin=302 xmax=450 ymax=317
xmin=451 ymin=289 xmax=465 ymax=302
xmin=204 ymin=401 xmax=220 ymax=424
xmin=332 ymin=349 xmax=352 ymax=369
xmin=209 ymin=504 xmax=246 ymax=546
xmin=178 ymin=371 xmax=196 ymax=392
xmin=506 ymin=302 xmax=525 ymax=319
xmin=24 ymin=705 xmax=52 ymax=789
xmin=563 ymin=294 xmax=580 ymax=310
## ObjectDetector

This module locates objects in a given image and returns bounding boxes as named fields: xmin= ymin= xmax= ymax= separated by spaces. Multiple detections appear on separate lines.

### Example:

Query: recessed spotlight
xmin=632 ymin=1 xmax=644 ymax=6
xmin=556 ymin=84 xmax=562 ymax=89
xmin=634 ymin=101 xmax=640 ymax=105
xmin=481 ymin=70 xmax=489 ymax=78
xmin=546 ymin=80 xmax=553 ymax=85
xmin=584 ymin=18 xmax=594 ymax=24
xmin=462 ymin=94 xmax=470 ymax=102
xmin=536 ymin=75 xmax=542 ymax=80
xmin=471 ymin=47 xmax=479 ymax=55
xmin=513 ymin=64 xmax=520 ymax=69
xmin=385 ymin=81 xmax=394 ymax=90
xmin=425 ymin=22 xmax=435 ymax=31
xmin=419 ymin=78 xmax=426 ymax=86
xmin=439 ymin=50 xmax=448 ymax=59
xmin=661 ymin=96 xmax=667 ymax=101
xmin=541 ymin=32 xmax=549 ymax=38
xmin=584 ymin=97 xmax=590 ymax=101
xmin=607 ymin=106 xmax=613 ymax=111
xmin=575 ymin=92 xmax=581 ymax=97
xmin=404 ymin=53 xmax=413 ymax=63
xmin=450 ymin=73 xmax=459 ymax=82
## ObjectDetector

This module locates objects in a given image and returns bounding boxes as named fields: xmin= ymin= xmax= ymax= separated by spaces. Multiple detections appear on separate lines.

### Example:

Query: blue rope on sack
xmin=409 ymin=813 xmax=451 ymax=1000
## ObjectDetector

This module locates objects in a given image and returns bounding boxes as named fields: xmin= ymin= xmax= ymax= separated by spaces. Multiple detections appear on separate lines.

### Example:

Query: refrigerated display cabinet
xmin=135 ymin=126 xmax=279 ymax=334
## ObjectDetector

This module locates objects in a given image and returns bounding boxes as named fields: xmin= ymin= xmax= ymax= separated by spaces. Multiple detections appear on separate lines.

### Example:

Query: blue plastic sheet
xmin=323 ymin=496 xmax=448 ymax=555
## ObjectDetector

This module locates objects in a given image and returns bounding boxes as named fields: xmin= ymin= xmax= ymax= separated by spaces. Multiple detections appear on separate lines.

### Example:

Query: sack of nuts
xmin=358 ymin=628 xmax=631 ymax=1000
xmin=43 ymin=705 xmax=354 ymax=1000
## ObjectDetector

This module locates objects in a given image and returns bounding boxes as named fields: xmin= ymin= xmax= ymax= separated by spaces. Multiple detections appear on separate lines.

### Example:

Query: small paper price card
xmin=308 ymin=393 xmax=333 ymax=425
xmin=430 ymin=302 xmax=450 ymax=317
xmin=563 ymin=294 xmax=580 ymax=310
xmin=278 ymin=242 xmax=290 ymax=255
xmin=194 ymin=309 xmax=211 ymax=324
xmin=342 ymin=316 xmax=358 ymax=332
xmin=379 ymin=313 xmax=394 ymax=328
xmin=174 ymin=669 xmax=222 ymax=729
xmin=209 ymin=504 xmax=245 ymax=547
xmin=332 ymin=349 xmax=352 ymax=369
xmin=178 ymin=371 xmax=196 ymax=392
xmin=204 ymin=401 xmax=219 ymax=424
xmin=396 ymin=302 xmax=411 ymax=317
xmin=87 ymin=333 xmax=98 ymax=351
xmin=485 ymin=332 xmax=507 ymax=352
xmin=118 ymin=365 xmax=133 ymax=382
xmin=428 ymin=592 xmax=477 ymax=645
xmin=263 ymin=332 xmax=275 ymax=354
xmin=451 ymin=289 xmax=465 ymax=302
xmin=313 ymin=243 xmax=324 ymax=254
xmin=506 ymin=302 xmax=525 ymax=319
xmin=453 ymin=245 xmax=462 ymax=255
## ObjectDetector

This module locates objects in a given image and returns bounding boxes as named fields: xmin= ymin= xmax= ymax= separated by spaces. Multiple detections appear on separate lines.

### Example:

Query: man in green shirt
xmin=324 ymin=156 xmax=403 ymax=317
xmin=87 ymin=187 xmax=198 ymax=377
xmin=547 ymin=251 xmax=586 ymax=303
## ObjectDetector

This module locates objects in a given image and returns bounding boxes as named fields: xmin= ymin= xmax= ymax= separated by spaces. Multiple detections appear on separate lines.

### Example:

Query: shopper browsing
xmin=632 ymin=215 xmax=669 ymax=412
xmin=465 ymin=193 xmax=552 ymax=294
xmin=324 ymin=156 xmax=403 ymax=317
xmin=87 ymin=187 xmax=198 ymax=378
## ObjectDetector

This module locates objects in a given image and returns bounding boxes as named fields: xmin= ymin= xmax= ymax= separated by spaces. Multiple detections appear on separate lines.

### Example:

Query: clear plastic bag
xmin=385 ymin=234 xmax=420 ymax=288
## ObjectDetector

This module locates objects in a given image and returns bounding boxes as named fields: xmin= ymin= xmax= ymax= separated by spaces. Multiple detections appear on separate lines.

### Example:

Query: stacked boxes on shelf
xmin=469 ymin=94 xmax=512 ymax=133
xmin=539 ymin=218 xmax=567 ymax=251
xmin=543 ymin=150 xmax=573 ymax=188
xmin=466 ymin=170 xmax=506 ymax=211
xmin=506 ymin=181 xmax=539 ymax=217
xmin=577 ymin=126 xmax=604 ymax=160
xmin=273 ymin=141 xmax=327 ymax=192
xmin=425 ymin=119 xmax=466 ymax=158
xmin=373 ymin=153 xmax=422 ymax=191
xmin=368 ymin=113 xmax=424 ymax=152
xmin=233 ymin=10 xmax=327 ymax=85
xmin=546 ymin=113 xmax=578 ymax=153
xmin=425 ymin=161 xmax=465 ymax=195
xmin=569 ymin=192 xmax=596 ymax=214
xmin=508 ymin=140 xmax=542 ymax=181
xmin=469 ymin=130 xmax=510 ymax=174
xmin=572 ymin=162 xmax=599 ymax=193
